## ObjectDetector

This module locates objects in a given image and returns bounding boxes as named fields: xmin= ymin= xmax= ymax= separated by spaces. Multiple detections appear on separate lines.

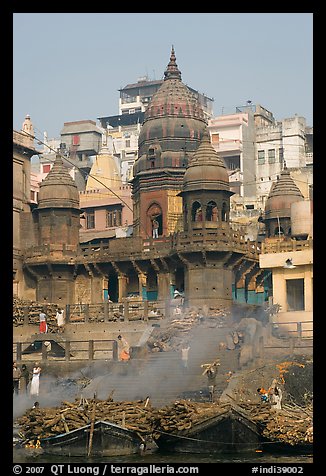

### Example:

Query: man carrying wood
xmin=201 ymin=360 xmax=220 ymax=402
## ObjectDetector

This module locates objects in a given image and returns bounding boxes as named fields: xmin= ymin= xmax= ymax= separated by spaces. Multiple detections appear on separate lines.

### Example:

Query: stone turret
xmin=180 ymin=129 xmax=233 ymax=232
xmin=264 ymin=165 xmax=304 ymax=237
xmin=37 ymin=153 xmax=80 ymax=247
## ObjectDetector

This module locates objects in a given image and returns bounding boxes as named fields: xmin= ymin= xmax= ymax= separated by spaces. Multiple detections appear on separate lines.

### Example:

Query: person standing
xmin=269 ymin=379 xmax=283 ymax=411
xmin=13 ymin=362 xmax=21 ymax=395
xmin=152 ymin=218 xmax=159 ymax=239
xmin=30 ymin=363 xmax=42 ymax=397
xmin=56 ymin=308 xmax=65 ymax=332
xmin=20 ymin=364 xmax=30 ymax=394
xmin=202 ymin=361 xmax=220 ymax=403
xmin=117 ymin=334 xmax=130 ymax=361
xmin=39 ymin=309 xmax=47 ymax=333
xmin=181 ymin=345 xmax=190 ymax=369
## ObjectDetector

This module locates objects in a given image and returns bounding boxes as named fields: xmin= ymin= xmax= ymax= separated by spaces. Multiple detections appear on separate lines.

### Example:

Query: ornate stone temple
xmin=132 ymin=46 xmax=207 ymax=238
xmin=21 ymin=48 xmax=260 ymax=307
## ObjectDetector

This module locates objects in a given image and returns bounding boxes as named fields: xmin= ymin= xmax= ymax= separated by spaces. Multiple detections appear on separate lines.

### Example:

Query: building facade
xmin=20 ymin=48 xmax=261 ymax=308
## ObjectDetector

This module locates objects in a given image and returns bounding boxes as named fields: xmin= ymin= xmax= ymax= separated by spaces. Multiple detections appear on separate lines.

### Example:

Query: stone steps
xmin=83 ymin=324 xmax=241 ymax=406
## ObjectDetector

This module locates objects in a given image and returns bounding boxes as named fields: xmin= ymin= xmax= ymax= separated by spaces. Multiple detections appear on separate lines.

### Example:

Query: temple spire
xmin=164 ymin=45 xmax=182 ymax=81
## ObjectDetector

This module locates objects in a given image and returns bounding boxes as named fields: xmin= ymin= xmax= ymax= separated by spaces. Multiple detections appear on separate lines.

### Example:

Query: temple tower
xmin=264 ymin=165 xmax=304 ymax=237
xmin=132 ymin=46 xmax=207 ymax=238
xmin=25 ymin=154 xmax=81 ymax=304
xmin=178 ymin=130 xmax=237 ymax=307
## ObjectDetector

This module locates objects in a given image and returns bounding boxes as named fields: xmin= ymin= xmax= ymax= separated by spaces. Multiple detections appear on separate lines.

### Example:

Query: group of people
xmin=38 ymin=308 xmax=65 ymax=334
xmin=257 ymin=379 xmax=283 ymax=410
xmin=13 ymin=361 xmax=42 ymax=397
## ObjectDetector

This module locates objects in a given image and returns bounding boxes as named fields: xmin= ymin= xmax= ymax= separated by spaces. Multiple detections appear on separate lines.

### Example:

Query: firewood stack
xmin=261 ymin=408 xmax=313 ymax=445
xmin=233 ymin=401 xmax=313 ymax=446
xmin=151 ymin=399 xmax=230 ymax=438
xmin=13 ymin=297 xmax=59 ymax=331
xmin=16 ymin=397 xmax=156 ymax=442
xmin=15 ymin=397 xmax=313 ymax=447
xmin=148 ymin=305 xmax=230 ymax=353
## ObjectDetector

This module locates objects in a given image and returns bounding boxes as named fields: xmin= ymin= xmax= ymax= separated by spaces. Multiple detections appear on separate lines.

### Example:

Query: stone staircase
xmin=83 ymin=323 xmax=241 ymax=407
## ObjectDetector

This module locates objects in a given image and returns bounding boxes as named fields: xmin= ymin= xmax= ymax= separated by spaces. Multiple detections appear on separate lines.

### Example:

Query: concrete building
xmin=208 ymin=106 xmax=312 ymax=207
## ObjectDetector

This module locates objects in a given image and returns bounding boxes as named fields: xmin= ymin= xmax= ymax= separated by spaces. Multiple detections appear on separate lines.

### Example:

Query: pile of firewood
xmin=13 ymin=297 xmax=59 ymax=330
xmin=261 ymin=407 xmax=313 ymax=445
xmin=16 ymin=396 xmax=156 ymax=442
xmin=151 ymin=399 xmax=230 ymax=438
xmin=148 ymin=305 xmax=230 ymax=353
xmin=233 ymin=401 xmax=313 ymax=446
xmin=15 ymin=396 xmax=313 ymax=447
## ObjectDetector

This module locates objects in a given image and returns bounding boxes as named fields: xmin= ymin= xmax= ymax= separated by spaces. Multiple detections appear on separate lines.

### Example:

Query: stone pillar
xmin=118 ymin=275 xmax=128 ymax=301
xmin=138 ymin=273 xmax=147 ymax=300
xmin=157 ymin=272 xmax=171 ymax=301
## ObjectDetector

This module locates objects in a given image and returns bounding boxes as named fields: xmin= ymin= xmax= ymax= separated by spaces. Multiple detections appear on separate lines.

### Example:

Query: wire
xmin=23 ymin=131 xmax=134 ymax=211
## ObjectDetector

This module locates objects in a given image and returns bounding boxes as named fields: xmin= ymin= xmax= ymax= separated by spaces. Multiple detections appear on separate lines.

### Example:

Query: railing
xmin=270 ymin=321 xmax=313 ymax=340
xmin=23 ymin=243 xmax=78 ymax=259
xmin=23 ymin=229 xmax=261 ymax=262
xmin=66 ymin=300 xmax=166 ymax=323
xmin=261 ymin=238 xmax=313 ymax=254
xmin=13 ymin=339 xmax=118 ymax=362
xmin=14 ymin=300 xmax=168 ymax=327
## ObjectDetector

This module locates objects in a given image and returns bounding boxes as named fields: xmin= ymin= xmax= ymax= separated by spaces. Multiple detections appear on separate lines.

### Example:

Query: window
xmin=106 ymin=209 xmax=122 ymax=228
xmin=43 ymin=164 xmax=51 ymax=173
xmin=86 ymin=211 xmax=95 ymax=229
xmin=72 ymin=135 xmax=80 ymax=146
xmin=206 ymin=201 xmax=218 ymax=221
xmin=191 ymin=201 xmax=202 ymax=221
xmin=279 ymin=147 xmax=284 ymax=163
xmin=221 ymin=202 xmax=227 ymax=221
xmin=258 ymin=150 xmax=265 ymax=165
xmin=211 ymin=133 xmax=219 ymax=144
xmin=125 ymin=139 xmax=130 ymax=148
xmin=286 ymin=279 xmax=305 ymax=311
xmin=268 ymin=149 xmax=276 ymax=164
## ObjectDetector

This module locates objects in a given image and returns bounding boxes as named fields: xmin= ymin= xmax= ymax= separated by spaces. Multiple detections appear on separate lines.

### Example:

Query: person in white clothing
xmin=269 ymin=379 xmax=283 ymax=411
xmin=30 ymin=363 xmax=42 ymax=397
xmin=181 ymin=345 xmax=190 ymax=369
xmin=56 ymin=308 xmax=65 ymax=332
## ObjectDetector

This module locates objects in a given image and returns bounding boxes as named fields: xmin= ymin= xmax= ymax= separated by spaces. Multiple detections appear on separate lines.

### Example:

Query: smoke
xmin=80 ymin=305 xmax=233 ymax=405
xmin=13 ymin=303 xmax=260 ymax=417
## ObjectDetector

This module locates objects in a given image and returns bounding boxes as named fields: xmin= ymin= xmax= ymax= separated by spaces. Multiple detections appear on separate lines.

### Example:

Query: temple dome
xmin=86 ymin=145 xmax=122 ymax=191
xmin=134 ymin=46 xmax=207 ymax=175
xmin=264 ymin=166 xmax=304 ymax=219
xmin=182 ymin=129 xmax=230 ymax=193
xmin=38 ymin=154 xmax=80 ymax=210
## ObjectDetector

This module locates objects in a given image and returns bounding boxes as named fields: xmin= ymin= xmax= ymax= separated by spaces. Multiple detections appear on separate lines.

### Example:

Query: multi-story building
xmin=256 ymin=115 xmax=312 ymax=207
xmin=208 ymin=105 xmax=313 ymax=241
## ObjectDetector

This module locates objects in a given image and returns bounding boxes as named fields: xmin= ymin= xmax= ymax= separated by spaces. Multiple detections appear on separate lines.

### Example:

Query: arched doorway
xmin=147 ymin=203 xmax=163 ymax=237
